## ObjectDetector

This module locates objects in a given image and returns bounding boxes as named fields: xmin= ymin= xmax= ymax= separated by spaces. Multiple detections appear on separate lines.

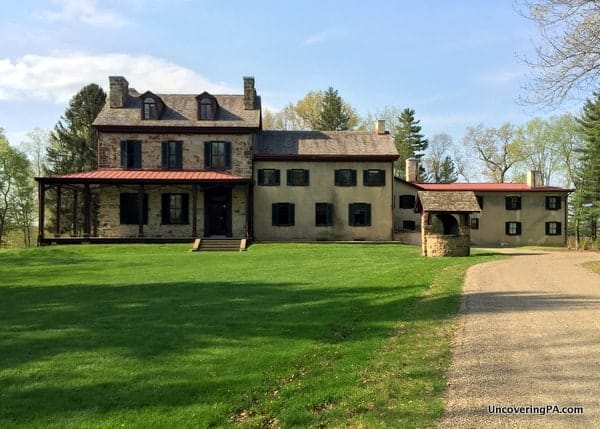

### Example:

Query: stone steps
xmin=190 ymin=238 xmax=247 ymax=252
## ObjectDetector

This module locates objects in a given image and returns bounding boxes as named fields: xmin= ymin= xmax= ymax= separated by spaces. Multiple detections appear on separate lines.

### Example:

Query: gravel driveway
xmin=437 ymin=249 xmax=600 ymax=428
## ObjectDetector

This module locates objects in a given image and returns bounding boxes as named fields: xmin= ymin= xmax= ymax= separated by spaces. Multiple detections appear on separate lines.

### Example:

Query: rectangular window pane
xmin=259 ymin=169 xmax=280 ymax=186
xmin=402 ymin=220 xmax=416 ymax=230
xmin=470 ymin=218 xmax=479 ymax=229
xmin=349 ymin=203 xmax=371 ymax=227
xmin=315 ymin=203 xmax=333 ymax=226
xmin=399 ymin=195 xmax=415 ymax=209
xmin=364 ymin=169 xmax=385 ymax=186
xmin=335 ymin=169 xmax=356 ymax=186
xmin=272 ymin=203 xmax=294 ymax=226
xmin=120 ymin=193 xmax=147 ymax=224
xmin=505 ymin=196 xmax=521 ymax=210
xmin=287 ymin=169 xmax=309 ymax=186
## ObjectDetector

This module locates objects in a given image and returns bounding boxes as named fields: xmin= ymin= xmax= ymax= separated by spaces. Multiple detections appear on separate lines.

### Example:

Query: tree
xmin=576 ymin=92 xmax=600 ymax=242
xmin=0 ymin=130 xmax=34 ymax=247
xmin=46 ymin=83 xmax=106 ymax=175
xmin=424 ymin=133 xmax=457 ymax=183
xmin=394 ymin=108 xmax=428 ymax=179
xmin=461 ymin=123 xmax=523 ymax=183
xmin=316 ymin=87 xmax=353 ymax=131
xmin=21 ymin=128 xmax=49 ymax=177
xmin=359 ymin=106 xmax=402 ymax=132
xmin=520 ymin=0 xmax=600 ymax=106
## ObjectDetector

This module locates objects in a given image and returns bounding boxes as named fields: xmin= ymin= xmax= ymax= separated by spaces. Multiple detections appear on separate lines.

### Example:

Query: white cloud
xmin=37 ymin=0 xmax=130 ymax=28
xmin=0 ymin=53 xmax=237 ymax=103
xmin=300 ymin=29 xmax=341 ymax=47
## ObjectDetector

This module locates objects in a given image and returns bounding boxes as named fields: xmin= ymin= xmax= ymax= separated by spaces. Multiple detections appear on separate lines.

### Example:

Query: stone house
xmin=36 ymin=76 xmax=398 ymax=244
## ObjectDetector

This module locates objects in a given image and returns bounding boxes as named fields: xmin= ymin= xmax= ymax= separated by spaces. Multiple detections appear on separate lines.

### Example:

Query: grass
xmin=583 ymin=261 xmax=600 ymax=275
xmin=0 ymin=244 xmax=502 ymax=428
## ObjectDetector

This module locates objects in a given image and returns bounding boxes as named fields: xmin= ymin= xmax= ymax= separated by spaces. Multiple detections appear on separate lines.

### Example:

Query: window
xmin=363 ymin=169 xmax=385 ymax=186
xmin=546 ymin=222 xmax=562 ymax=236
xmin=334 ymin=169 xmax=357 ymax=186
xmin=505 ymin=221 xmax=522 ymax=236
xmin=199 ymin=98 xmax=213 ymax=120
xmin=119 ymin=193 xmax=148 ymax=224
xmin=204 ymin=141 xmax=231 ymax=170
xmin=287 ymin=169 xmax=309 ymax=186
xmin=272 ymin=203 xmax=295 ymax=226
xmin=257 ymin=169 xmax=280 ymax=186
xmin=161 ymin=193 xmax=189 ymax=225
xmin=315 ymin=203 xmax=334 ymax=227
xmin=399 ymin=195 xmax=415 ymax=209
xmin=348 ymin=203 xmax=371 ymax=227
xmin=143 ymin=97 xmax=156 ymax=120
xmin=476 ymin=196 xmax=484 ymax=210
xmin=120 ymin=140 xmax=141 ymax=169
xmin=545 ymin=196 xmax=561 ymax=210
xmin=470 ymin=218 xmax=479 ymax=229
xmin=161 ymin=141 xmax=183 ymax=169
xmin=505 ymin=196 xmax=522 ymax=210
xmin=402 ymin=220 xmax=416 ymax=230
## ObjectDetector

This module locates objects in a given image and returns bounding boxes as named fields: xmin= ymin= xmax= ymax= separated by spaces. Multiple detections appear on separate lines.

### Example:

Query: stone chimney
xmin=109 ymin=76 xmax=129 ymax=108
xmin=243 ymin=76 xmax=256 ymax=110
xmin=527 ymin=170 xmax=542 ymax=188
xmin=375 ymin=119 xmax=387 ymax=135
xmin=406 ymin=157 xmax=419 ymax=183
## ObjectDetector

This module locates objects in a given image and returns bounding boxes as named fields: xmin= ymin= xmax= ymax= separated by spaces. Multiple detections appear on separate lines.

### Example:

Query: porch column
xmin=83 ymin=183 xmax=91 ymax=238
xmin=244 ymin=183 xmax=250 ymax=239
xmin=191 ymin=183 xmax=198 ymax=237
xmin=38 ymin=182 xmax=46 ymax=245
xmin=72 ymin=188 xmax=78 ymax=237
xmin=137 ymin=184 xmax=144 ymax=238
xmin=55 ymin=185 xmax=62 ymax=237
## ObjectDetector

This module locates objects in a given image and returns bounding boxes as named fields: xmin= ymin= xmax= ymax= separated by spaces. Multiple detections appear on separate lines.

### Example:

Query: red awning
xmin=36 ymin=169 xmax=249 ymax=184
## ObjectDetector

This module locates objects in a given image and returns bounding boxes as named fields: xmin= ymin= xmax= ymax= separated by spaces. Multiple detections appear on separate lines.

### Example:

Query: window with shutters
xmin=286 ymin=169 xmax=309 ymax=186
xmin=348 ymin=203 xmax=371 ymax=227
xmin=143 ymin=97 xmax=157 ymax=119
xmin=315 ymin=203 xmax=334 ymax=226
xmin=204 ymin=141 xmax=231 ymax=170
xmin=272 ymin=203 xmax=295 ymax=226
xmin=505 ymin=196 xmax=521 ymax=210
xmin=119 ymin=193 xmax=148 ymax=224
xmin=545 ymin=196 xmax=561 ymax=210
xmin=334 ymin=169 xmax=357 ymax=186
xmin=505 ymin=221 xmax=521 ymax=236
xmin=470 ymin=218 xmax=479 ymax=229
xmin=363 ymin=169 xmax=385 ymax=186
xmin=546 ymin=221 xmax=561 ymax=236
xmin=161 ymin=193 xmax=189 ymax=225
xmin=120 ymin=140 xmax=141 ymax=169
xmin=399 ymin=195 xmax=415 ymax=209
xmin=257 ymin=169 xmax=280 ymax=186
xmin=402 ymin=220 xmax=416 ymax=230
xmin=161 ymin=141 xmax=182 ymax=169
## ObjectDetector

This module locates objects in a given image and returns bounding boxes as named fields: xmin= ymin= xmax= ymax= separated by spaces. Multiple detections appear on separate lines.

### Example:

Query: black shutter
xmin=380 ymin=171 xmax=386 ymax=186
xmin=348 ymin=204 xmax=354 ymax=226
xmin=505 ymin=197 xmax=511 ymax=210
xmin=181 ymin=194 xmax=189 ymax=224
xmin=334 ymin=170 xmax=340 ymax=185
xmin=516 ymin=222 xmax=521 ymax=235
xmin=224 ymin=142 xmax=232 ymax=169
xmin=363 ymin=170 xmax=368 ymax=186
xmin=274 ymin=169 xmax=281 ymax=185
xmin=204 ymin=142 xmax=211 ymax=168
xmin=505 ymin=222 xmax=510 ymax=235
xmin=303 ymin=169 xmax=309 ymax=186
xmin=120 ymin=141 xmax=127 ymax=168
xmin=119 ymin=193 xmax=126 ymax=223
xmin=365 ymin=204 xmax=372 ymax=226
xmin=257 ymin=169 xmax=264 ymax=185
xmin=176 ymin=142 xmax=183 ymax=168
xmin=272 ymin=204 xmax=277 ymax=226
xmin=289 ymin=203 xmax=295 ymax=226
xmin=351 ymin=170 xmax=357 ymax=186
xmin=516 ymin=197 xmax=521 ymax=210
xmin=327 ymin=203 xmax=333 ymax=226
xmin=161 ymin=142 xmax=168 ymax=169
xmin=133 ymin=141 xmax=142 ymax=168
xmin=143 ymin=194 xmax=149 ymax=224
xmin=161 ymin=194 xmax=169 ymax=224
xmin=556 ymin=222 xmax=562 ymax=235
xmin=286 ymin=169 xmax=292 ymax=185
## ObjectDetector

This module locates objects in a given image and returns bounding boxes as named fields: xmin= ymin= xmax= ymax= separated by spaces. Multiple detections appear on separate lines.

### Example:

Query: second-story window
xmin=204 ymin=141 xmax=231 ymax=170
xmin=143 ymin=97 xmax=156 ymax=120
xmin=120 ymin=140 xmax=141 ymax=169
xmin=334 ymin=169 xmax=357 ymax=186
xmin=505 ymin=196 xmax=522 ymax=210
xmin=287 ymin=169 xmax=309 ymax=186
xmin=200 ymin=99 xmax=213 ymax=120
xmin=363 ymin=169 xmax=386 ymax=186
xmin=161 ymin=141 xmax=183 ymax=169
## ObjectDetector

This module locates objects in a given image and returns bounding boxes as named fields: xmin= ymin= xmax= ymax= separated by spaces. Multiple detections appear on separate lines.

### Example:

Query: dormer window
xmin=143 ymin=97 xmax=156 ymax=119
xmin=196 ymin=92 xmax=217 ymax=120
xmin=139 ymin=91 xmax=164 ymax=120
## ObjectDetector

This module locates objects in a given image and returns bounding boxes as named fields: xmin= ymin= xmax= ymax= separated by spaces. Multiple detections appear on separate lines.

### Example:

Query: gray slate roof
xmin=416 ymin=191 xmax=481 ymax=213
xmin=255 ymin=130 xmax=398 ymax=157
xmin=93 ymin=90 xmax=261 ymax=128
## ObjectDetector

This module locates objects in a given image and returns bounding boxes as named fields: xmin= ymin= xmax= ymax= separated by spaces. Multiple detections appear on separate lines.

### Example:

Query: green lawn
xmin=0 ymin=244 xmax=502 ymax=428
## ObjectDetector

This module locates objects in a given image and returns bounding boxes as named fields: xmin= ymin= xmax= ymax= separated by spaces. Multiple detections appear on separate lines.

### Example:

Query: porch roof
xmin=416 ymin=191 xmax=481 ymax=213
xmin=35 ymin=169 xmax=250 ymax=184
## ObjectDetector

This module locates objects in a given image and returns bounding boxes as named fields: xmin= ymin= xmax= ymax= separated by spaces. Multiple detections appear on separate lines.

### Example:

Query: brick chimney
xmin=405 ymin=157 xmax=419 ymax=183
xmin=375 ymin=119 xmax=387 ymax=135
xmin=243 ymin=76 xmax=256 ymax=110
xmin=527 ymin=170 xmax=542 ymax=188
xmin=109 ymin=76 xmax=129 ymax=108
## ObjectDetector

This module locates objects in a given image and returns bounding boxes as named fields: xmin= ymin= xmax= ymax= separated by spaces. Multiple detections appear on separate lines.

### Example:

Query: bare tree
xmin=424 ymin=133 xmax=458 ymax=183
xmin=520 ymin=0 xmax=600 ymax=106
xmin=21 ymin=128 xmax=49 ymax=177
xmin=461 ymin=123 xmax=523 ymax=183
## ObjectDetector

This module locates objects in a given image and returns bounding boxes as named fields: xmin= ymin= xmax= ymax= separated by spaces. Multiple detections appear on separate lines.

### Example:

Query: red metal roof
xmin=414 ymin=182 xmax=572 ymax=192
xmin=41 ymin=169 xmax=248 ymax=183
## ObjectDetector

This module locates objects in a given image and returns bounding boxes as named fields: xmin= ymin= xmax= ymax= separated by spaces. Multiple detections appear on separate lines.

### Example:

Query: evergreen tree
xmin=576 ymin=92 xmax=600 ymax=242
xmin=316 ymin=87 xmax=352 ymax=131
xmin=394 ymin=108 xmax=428 ymax=179
xmin=438 ymin=155 xmax=458 ymax=183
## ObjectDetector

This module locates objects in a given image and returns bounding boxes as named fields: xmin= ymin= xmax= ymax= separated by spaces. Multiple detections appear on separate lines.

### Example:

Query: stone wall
xmin=425 ymin=234 xmax=471 ymax=257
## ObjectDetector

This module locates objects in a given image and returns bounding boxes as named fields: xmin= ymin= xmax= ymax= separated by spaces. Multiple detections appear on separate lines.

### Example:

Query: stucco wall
xmin=97 ymin=131 xmax=253 ymax=178
xmin=253 ymin=161 xmax=394 ymax=241
xmin=393 ymin=180 xmax=422 ymax=232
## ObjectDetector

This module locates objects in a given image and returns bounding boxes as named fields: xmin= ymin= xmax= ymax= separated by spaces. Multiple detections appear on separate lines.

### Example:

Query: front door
xmin=205 ymin=188 xmax=231 ymax=237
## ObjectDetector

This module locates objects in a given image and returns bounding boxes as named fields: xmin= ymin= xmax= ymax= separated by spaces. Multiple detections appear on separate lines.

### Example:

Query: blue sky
xmin=0 ymin=0 xmax=579 ymax=149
